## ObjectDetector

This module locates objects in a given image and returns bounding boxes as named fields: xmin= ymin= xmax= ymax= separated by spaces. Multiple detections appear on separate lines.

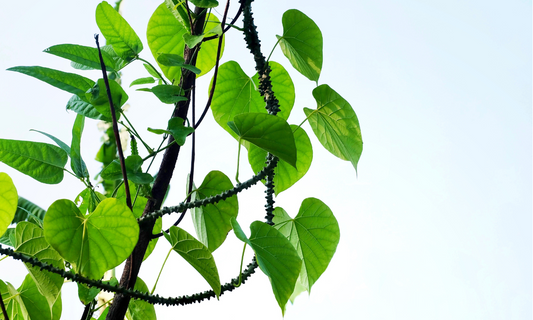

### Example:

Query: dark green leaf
xmin=85 ymin=78 xmax=128 ymax=120
xmin=127 ymin=277 xmax=156 ymax=320
xmin=191 ymin=171 xmax=238 ymax=251
xmin=7 ymin=66 xmax=94 ymax=97
xmin=148 ymin=117 xmax=194 ymax=146
xmin=165 ymin=226 xmax=221 ymax=298
xmin=277 ymin=9 xmax=323 ymax=82
xmin=0 ymin=228 xmax=14 ymax=246
xmin=248 ymin=125 xmax=312 ymax=195
xmin=140 ymin=84 xmax=188 ymax=104
xmin=30 ymin=129 xmax=71 ymax=155
xmin=44 ymin=44 xmax=118 ymax=72
xmin=305 ymin=84 xmax=363 ymax=171
xmin=70 ymin=114 xmax=89 ymax=178
xmin=228 ymin=113 xmax=297 ymax=168
xmin=189 ymin=0 xmax=219 ymax=8
xmin=0 ymin=139 xmax=68 ymax=184
xmin=100 ymin=155 xmax=153 ymax=185
xmin=12 ymin=196 xmax=46 ymax=226
xmin=0 ymin=173 xmax=17 ymax=237
xmin=95 ymin=1 xmax=143 ymax=60
xmin=157 ymin=53 xmax=201 ymax=74
xmin=66 ymin=95 xmax=111 ymax=121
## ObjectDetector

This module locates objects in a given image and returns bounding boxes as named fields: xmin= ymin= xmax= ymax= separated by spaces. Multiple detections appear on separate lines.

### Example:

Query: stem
xmin=235 ymin=141 xmax=242 ymax=183
xmin=0 ymin=293 xmax=8 ymax=320
xmin=119 ymin=112 xmax=153 ymax=153
xmin=151 ymin=248 xmax=173 ymax=294
xmin=265 ymin=36 xmax=282 ymax=64
xmin=137 ymin=57 xmax=169 ymax=85
xmin=95 ymin=34 xmax=132 ymax=211
xmin=233 ymin=243 xmax=247 ymax=287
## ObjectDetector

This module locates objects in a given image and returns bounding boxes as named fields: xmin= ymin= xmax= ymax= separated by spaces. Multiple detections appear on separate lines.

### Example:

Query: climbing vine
xmin=0 ymin=0 xmax=363 ymax=319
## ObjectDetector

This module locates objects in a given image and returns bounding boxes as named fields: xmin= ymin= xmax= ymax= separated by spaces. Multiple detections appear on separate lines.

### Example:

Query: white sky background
xmin=0 ymin=0 xmax=531 ymax=319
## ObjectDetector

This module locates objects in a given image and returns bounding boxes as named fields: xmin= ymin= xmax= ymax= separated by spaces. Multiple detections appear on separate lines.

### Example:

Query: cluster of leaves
xmin=0 ymin=0 xmax=362 ymax=319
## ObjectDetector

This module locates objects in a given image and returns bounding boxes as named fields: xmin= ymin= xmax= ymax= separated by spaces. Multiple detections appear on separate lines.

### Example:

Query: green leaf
xmin=101 ymin=155 xmax=153 ymax=184
xmin=0 ymin=173 xmax=17 ymax=237
xmin=143 ymin=63 xmax=162 ymax=79
xmin=147 ymin=117 xmax=194 ymax=146
xmin=12 ymin=197 xmax=46 ymax=226
xmin=164 ymin=0 xmax=191 ymax=32
xmin=210 ymin=61 xmax=265 ymax=140
xmin=77 ymin=278 xmax=118 ymax=305
xmin=147 ymin=5 xmax=222 ymax=80
xmin=189 ymin=0 xmax=219 ymax=8
xmin=305 ymin=84 xmax=363 ymax=171
xmin=140 ymin=84 xmax=188 ymax=104
xmin=14 ymin=222 xmax=64 ymax=309
xmin=251 ymin=61 xmax=295 ymax=120
xmin=191 ymin=171 xmax=238 ymax=252
xmin=0 ymin=228 xmax=14 ymax=246
xmin=228 ymin=113 xmax=297 ymax=168
xmin=71 ymin=114 xmax=89 ymax=179
xmin=85 ymin=78 xmax=128 ymax=120
xmin=248 ymin=125 xmax=312 ymax=195
xmin=0 ymin=275 xmax=60 ymax=320
xmin=126 ymin=277 xmax=156 ymax=320
xmin=129 ymin=77 xmax=156 ymax=87
xmin=43 ymin=198 xmax=139 ymax=279
xmin=75 ymin=187 xmax=106 ymax=215
xmin=165 ymin=226 xmax=221 ymax=298
xmin=182 ymin=34 xmax=204 ymax=49
xmin=7 ymin=66 xmax=95 ymax=97
xmin=273 ymin=198 xmax=340 ymax=295
xmin=0 ymin=139 xmax=68 ymax=184
xmin=276 ymin=9 xmax=323 ymax=82
xmin=44 ymin=44 xmax=118 ymax=73
xmin=66 ymin=95 xmax=111 ymax=121
xmin=230 ymin=218 xmax=301 ymax=314
xmin=30 ymin=130 xmax=71 ymax=155
xmin=157 ymin=53 xmax=201 ymax=74
xmin=96 ymin=1 xmax=143 ymax=61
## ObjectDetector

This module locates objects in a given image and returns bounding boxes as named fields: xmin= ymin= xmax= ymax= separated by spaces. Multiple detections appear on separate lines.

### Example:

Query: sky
xmin=0 ymin=0 xmax=531 ymax=319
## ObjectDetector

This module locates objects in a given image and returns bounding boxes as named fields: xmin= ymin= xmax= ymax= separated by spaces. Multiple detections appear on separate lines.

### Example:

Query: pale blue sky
xmin=0 ymin=1 xmax=531 ymax=319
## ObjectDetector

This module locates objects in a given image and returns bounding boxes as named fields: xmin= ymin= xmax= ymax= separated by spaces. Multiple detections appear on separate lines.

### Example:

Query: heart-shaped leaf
xmin=191 ymin=170 xmax=238 ymax=252
xmin=276 ymin=9 xmax=323 ymax=82
xmin=305 ymin=84 xmax=363 ymax=172
xmin=0 ymin=139 xmax=68 ymax=184
xmin=0 ymin=173 xmax=17 ymax=237
xmin=43 ymin=198 xmax=139 ymax=279
xmin=230 ymin=218 xmax=301 ymax=315
xmin=164 ymin=226 xmax=221 ymax=298
xmin=251 ymin=61 xmax=295 ymax=120
xmin=273 ymin=198 xmax=340 ymax=293
xmin=228 ymin=113 xmax=297 ymax=168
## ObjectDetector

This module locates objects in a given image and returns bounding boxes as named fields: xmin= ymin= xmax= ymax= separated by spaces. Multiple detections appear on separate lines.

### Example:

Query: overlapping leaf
xmin=273 ymin=198 xmax=340 ymax=294
xmin=304 ymin=84 xmax=363 ymax=171
xmin=43 ymin=198 xmax=139 ymax=279
xmin=0 ymin=139 xmax=68 ymax=184
xmin=139 ymin=84 xmax=188 ymax=104
xmin=277 ymin=9 xmax=323 ymax=82
xmin=126 ymin=277 xmax=156 ymax=320
xmin=228 ymin=113 xmax=297 ymax=168
xmin=85 ymin=78 xmax=128 ymax=120
xmin=100 ymin=155 xmax=153 ymax=184
xmin=66 ymin=95 xmax=110 ymax=121
xmin=230 ymin=219 xmax=301 ymax=314
xmin=0 ymin=172 xmax=17 ymax=237
xmin=191 ymin=170 xmax=238 ymax=252
xmin=70 ymin=114 xmax=89 ymax=178
xmin=248 ymin=125 xmax=312 ymax=195
xmin=147 ymin=117 xmax=194 ymax=146
xmin=44 ymin=44 xmax=118 ymax=72
xmin=251 ymin=61 xmax=295 ymax=120
xmin=164 ymin=226 xmax=221 ymax=297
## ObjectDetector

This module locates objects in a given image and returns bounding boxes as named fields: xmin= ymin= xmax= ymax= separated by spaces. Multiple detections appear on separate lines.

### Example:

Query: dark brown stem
xmin=0 ymin=293 xmax=9 ymax=320
xmin=105 ymin=7 xmax=208 ymax=320
xmin=94 ymin=34 xmax=133 ymax=210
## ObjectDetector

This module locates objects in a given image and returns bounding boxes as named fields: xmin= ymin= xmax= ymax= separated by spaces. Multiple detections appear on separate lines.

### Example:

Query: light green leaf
xmin=230 ymin=218 xmax=301 ymax=315
xmin=165 ymin=226 xmax=221 ymax=298
xmin=157 ymin=53 xmax=202 ymax=74
xmin=248 ymin=125 xmax=312 ymax=195
xmin=210 ymin=61 xmax=265 ymax=140
xmin=75 ymin=188 xmax=106 ymax=215
xmin=305 ymin=84 xmax=363 ymax=171
xmin=191 ymin=171 xmax=238 ymax=252
xmin=100 ymin=155 xmax=153 ymax=185
xmin=140 ymin=84 xmax=188 ymax=104
xmin=14 ymin=222 xmax=64 ymax=309
xmin=126 ymin=277 xmax=156 ymax=320
xmin=43 ymin=198 xmax=139 ymax=279
xmin=164 ymin=0 xmax=191 ymax=32
xmin=143 ymin=63 xmax=162 ymax=79
xmin=44 ymin=44 xmax=118 ymax=72
xmin=0 ymin=139 xmax=68 ymax=184
xmin=183 ymin=33 xmax=204 ymax=49
xmin=96 ymin=1 xmax=143 ymax=61
xmin=228 ymin=113 xmax=297 ymax=168
xmin=276 ymin=9 xmax=323 ymax=82
xmin=0 ymin=275 xmax=58 ymax=320
xmin=71 ymin=114 xmax=89 ymax=179
xmin=196 ymin=14 xmax=224 ymax=77
xmin=129 ymin=77 xmax=156 ymax=87
xmin=148 ymin=117 xmax=194 ymax=146
xmin=273 ymin=198 xmax=340 ymax=293
xmin=85 ymin=78 xmax=128 ymax=120
xmin=0 ymin=173 xmax=17 ymax=237
xmin=7 ymin=66 xmax=95 ymax=97
xmin=251 ymin=61 xmax=295 ymax=120
xmin=66 ymin=95 xmax=111 ymax=121
xmin=189 ymin=0 xmax=219 ymax=8
xmin=77 ymin=278 xmax=117 ymax=306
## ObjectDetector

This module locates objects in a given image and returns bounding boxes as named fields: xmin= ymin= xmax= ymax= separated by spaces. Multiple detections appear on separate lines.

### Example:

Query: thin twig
xmin=95 ymin=34 xmax=132 ymax=210
xmin=0 ymin=294 xmax=9 ymax=320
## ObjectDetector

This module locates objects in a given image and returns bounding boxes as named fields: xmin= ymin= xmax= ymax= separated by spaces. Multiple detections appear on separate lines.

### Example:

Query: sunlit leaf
xmin=251 ymin=61 xmax=295 ymax=120
xmin=0 ymin=139 xmax=68 ymax=184
xmin=140 ymin=84 xmax=188 ymax=104
xmin=44 ymin=44 xmax=118 ymax=72
xmin=66 ymin=95 xmax=111 ymax=121
xmin=130 ymin=77 xmax=156 ymax=87
xmin=43 ymin=198 xmax=139 ymax=279
xmin=126 ymin=277 xmax=156 ymax=320
xmin=304 ymin=84 xmax=363 ymax=171
xmin=0 ymin=173 xmax=17 ymax=237
xmin=189 ymin=0 xmax=219 ymax=8
xmin=164 ymin=226 xmax=221 ymax=298
xmin=71 ymin=114 xmax=89 ymax=179
xmin=157 ymin=53 xmax=201 ymax=74
xmin=101 ymin=155 xmax=153 ymax=185
xmin=276 ymin=9 xmax=323 ymax=82
xmin=147 ymin=117 xmax=194 ymax=146
xmin=85 ymin=78 xmax=128 ymax=120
